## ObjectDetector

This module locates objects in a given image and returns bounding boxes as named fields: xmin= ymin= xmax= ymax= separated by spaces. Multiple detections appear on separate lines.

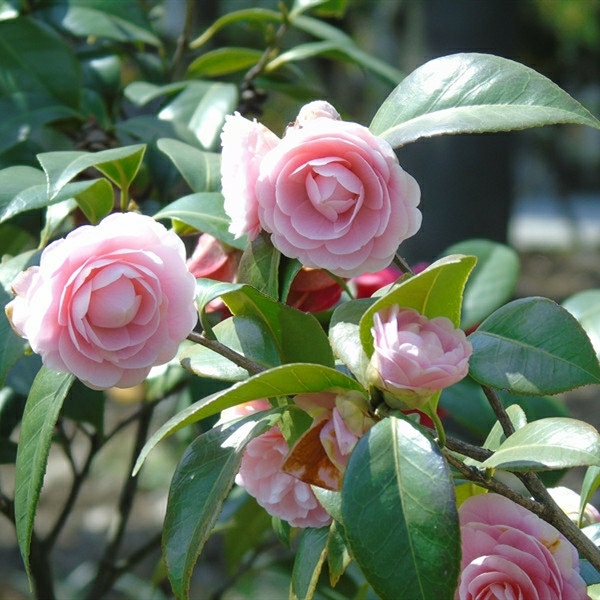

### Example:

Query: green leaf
xmin=14 ymin=368 xmax=74 ymax=582
xmin=189 ymin=8 xmax=282 ymax=49
xmin=0 ymin=16 xmax=81 ymax=109
xmin=163 ymin=407 xmax=284 ymax=600
xmin=158 ymin=81 xmax=238 ymax=151
xmin=219 ymin=283 xmax=335 ymax=368
xmin=0 ymin=250 xmax=37 ymax=387
xmin=563 ymin=289 xmax=600 ymax=357
xmin=157 ymin=138 xmax=222 ymax=194
xmin=329 ymin=298 xmax=375 ymax=386
xmin=0 ymin=166 xmax=46 ymax=222
xmin=124 ymin=81 xmax=189 ymax=106
xmin=181 ymin=315 xmax=280 ymax=381
xmin=581 ymin=466 xmax=600 ymax=527
xmin=133 ymin=363 xmax=365 ymax=475
xmin=72 ymin=177 xmax=114 ymax=224
xmin=441 ymin=239 xmax=520 ymax=330
xmin=468 ymin=297 xmax=600 ymax=394
xmin=481 ymin=417 xmax=600 ymax=471
xmin=38 ymin=0 xmax=161 ymax=46
xmin=370 ymin=53 xmax=600 ymax=148
xmin=327 ymin=520 xmax=352 ymax=586
xmin=482 ymin=404 xmax=527 ymax=453
xmin=290 ymin=527 xmax=330 ymax=600
xmin=37 ymin=144 xmax=146 ymax=200
xmin=342 ymin=416 xmax=460 ymax=600
xmin=291 ymin=0 xmax=348 ymax=18
xmin=153 ymin=192 xmax=242 ymax=249
xmin=360 ymin=254 xmax=477 ymax=357
xmin=188 ymin=47 xmax=264 ymax=77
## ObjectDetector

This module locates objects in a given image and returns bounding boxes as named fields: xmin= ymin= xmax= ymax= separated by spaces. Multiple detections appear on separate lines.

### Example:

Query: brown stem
xmin=187 ymin=330 xmax=265 ymax=375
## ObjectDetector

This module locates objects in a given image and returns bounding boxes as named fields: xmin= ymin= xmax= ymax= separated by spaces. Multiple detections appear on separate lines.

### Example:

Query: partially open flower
xmin=369 ymin=306 xmax=472 ymax=409
xmin=282 ymin=390 xmax=375 ymax=491
xmin=219 ymin=400 xmax=332 ymax=528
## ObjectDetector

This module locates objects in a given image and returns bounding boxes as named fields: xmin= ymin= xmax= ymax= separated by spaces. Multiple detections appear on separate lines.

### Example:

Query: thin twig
xmin=187 ymin=330 xmax=266 ymax=375
xmin=170 ymin=0 xmax=195 ymax=77
xmin=114 ymin=532 xmax=162 ymax=577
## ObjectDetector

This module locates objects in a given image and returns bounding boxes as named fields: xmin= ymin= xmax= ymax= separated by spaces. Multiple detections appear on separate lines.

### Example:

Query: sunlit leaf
xmin=188 ymin=47 xmax=263 ymax=77
xmin=469 ymin=297 xmax=600 ymax=394
xmin=290 ymin=527 xmax=329 ymax=600
xmin=563 ymin=289 xmax=600 ymax=358
xmin=371 ymin=53 xmax=600 ymax=148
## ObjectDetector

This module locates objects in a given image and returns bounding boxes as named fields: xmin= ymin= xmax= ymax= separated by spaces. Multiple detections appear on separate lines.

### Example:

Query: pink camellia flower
xmin=282 ymin=391 xmax=375 ymax=491
xmin=457 ymin=493 xmax=589 ymax=600
xmin=351 ymin=265 xmax=402 ymax=298
xmin=5 ymin=212 xmax=198 ymax=390
xmin=221 ymin=100 xmax=422 ymax=277
xmin=286 ymin=267 xmax=344 ymax=313
xmin=220 ymin=114 xmax=279 ymax=240
xmin=219 ymin=400 xmax=332 ymax=528
xmin=369 ymin=306 xmax=472 ymax=409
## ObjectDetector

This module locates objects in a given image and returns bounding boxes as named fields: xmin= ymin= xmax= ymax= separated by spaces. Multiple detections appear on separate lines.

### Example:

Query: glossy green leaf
xmin=133 ymin=363 xmax=365 ymax=475
xmin=72 ymin=177 xmax=114 ymax=224
xmin=0 ymin=166 xmax=46 ymax=222
xmin=370 ymin=53 xmax=600 ymax=148
xmin=482 ymin=404 xmax=527 ymax=453
xmin=0 ymin=16 xmax=81 ymax=109
xmin=37 ymin=144 xmax=146 ymax=200
xmin=342 ymin=416 xmax=460 ymax=600
xmin=481 ymin=418 xmax=600 ymax=471
xmin=157 ymin=138 xmax=222 ymax=193
xmin=163 ymin=407 xmax=284 ymax=600
xmin=153 ymin=192 xmax=242 ymax=249
xmin=124 ymin=81 xmax=189 ymax=106
xmin=563 ymin=289 xmax=600 ymax=357
xmin=237 ymin=233 xmax=281 ymax=298
xmin=581 ymin=467 xmax=600 ymax=527
xmin=158 ymin=81 xmax=238 ymax=151
xmin=312 ymin=487 xmax=343 ymax=523
xmin=329 ymin=298 xmax=375 ymax=386
xmin=290 ymin=527 xmax=330 ymax=600
xmin=441 ymin=239 xmax=520 ymax=329
xmin=181 ymin=315 xmax=280 ymax=381
xmin=219 ymin=283 xmax=335 ymax=368
xmin=469 ymin=297 xmax=600 ymax=394
xmin=327 ymin=520 xmax=352 ymax=587
xmin=0 ymin=250 xmax=38 ymax=387
xmin=14 ymin=369 xmax=74 ymax=582
xmin=360 ymin=254 xmax=477 ymax=356
xmin=188 ymin=47 xmax=263 ymax=77
xmin=189 ymin=8 xmax=281 ymax=49
xmin=291 ymin=0 xmax=348 ymax=18
xmin=38 ymin=0 xmax=161 ymax=46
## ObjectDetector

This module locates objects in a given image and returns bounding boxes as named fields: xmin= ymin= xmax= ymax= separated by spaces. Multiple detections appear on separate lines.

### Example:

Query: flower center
xmin=87 ymin=274 xmax=142 ymax=328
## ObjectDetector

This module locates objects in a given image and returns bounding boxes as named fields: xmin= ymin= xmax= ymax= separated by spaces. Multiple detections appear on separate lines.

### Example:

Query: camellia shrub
xmin=2 ymin=1 xmax=600 ymax=599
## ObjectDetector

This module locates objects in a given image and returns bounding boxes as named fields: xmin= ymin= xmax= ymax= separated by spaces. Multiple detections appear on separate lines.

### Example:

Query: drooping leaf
xmin=342 ymin=416 xmax=460 ymax=600
xmin=157 ymin=138 xmax=222 ymax=193
xmin=468 ymin=297 xmax=600 ymax=394
xmin=563 ymin=289 xmax=600 ymax=357
xmin=327 ymin=520 xmax=352 ymax=587
xmin=187 ymin=47 xmax=264 ymax=77
xmin=290 ymin=527 xmax=330 ymax=600
xmin=581 ymin=467 xmax=600 ymax=527
xmin=38 ymin=0 xmax=161 ymax=46
xmin=441 ymin=239 xmax=520 ymax=330
xmin=370 ymin=53 xmax=600 ymax=148
xmin=481 ymin=418 xmax=600 ymax=471
xmin=153 ymin=192 xmax=242 ymax=248
xmin=14 ymin=369 xmax=74 ymax=582
xmin=133 ymin=363 xmax=365 ymax=475
xmin=37 ymin=144 xmax=146 ymax=200
xmin=359 ymin=254 xmax=477 ymax=356
xmin=163 ymin=407 xmax=284 ymax=600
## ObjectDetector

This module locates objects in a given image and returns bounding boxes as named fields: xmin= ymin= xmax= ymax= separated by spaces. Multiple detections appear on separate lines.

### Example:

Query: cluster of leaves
xmin=2 ymin=1 xmax=600 ymax=600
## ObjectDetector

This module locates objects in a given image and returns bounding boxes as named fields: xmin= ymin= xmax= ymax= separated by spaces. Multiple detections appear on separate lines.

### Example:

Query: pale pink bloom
xmin=282 ymin=391 xmax=375 ymax=491
xmin=220 ymin=113 xmax=279 ymax=240
xmin=369 ymin=306 xmax=472 ymax=409
xmin=256 ymin=110 xmax=421 ymax=278
xmin=457 ymin=493 xmax=589 ymax=600
xmin=219 ymin=400 xmax=332 ymax=528
xmin=6 ymin=212 xmax=197 ymax=390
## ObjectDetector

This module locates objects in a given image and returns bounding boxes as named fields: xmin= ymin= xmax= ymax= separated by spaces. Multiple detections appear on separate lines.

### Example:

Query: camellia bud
xmin=368 ymin=305 xmax=472 ymax=410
